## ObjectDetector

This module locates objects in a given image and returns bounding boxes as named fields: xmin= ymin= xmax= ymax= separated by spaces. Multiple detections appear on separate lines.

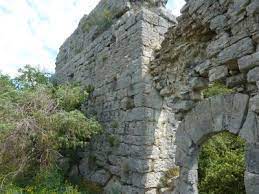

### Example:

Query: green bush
xmin=82 ymin=8 xmax=114 ymax=34
xmin=0 ymin=66 xmax=102 ymax=192
xmin=198 ymin=132 xmax=246 ymax=194
xmin=202 ymin=82 xmax=234 ymax=98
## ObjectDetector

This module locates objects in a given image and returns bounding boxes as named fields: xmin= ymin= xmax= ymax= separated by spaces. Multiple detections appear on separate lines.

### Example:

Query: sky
xmin=0 ymin=0 xmax=185 ymax=77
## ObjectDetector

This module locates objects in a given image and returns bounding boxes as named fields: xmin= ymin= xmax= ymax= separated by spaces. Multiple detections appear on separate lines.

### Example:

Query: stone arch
xmin=175 ymin=93 xmax=259 ymax=194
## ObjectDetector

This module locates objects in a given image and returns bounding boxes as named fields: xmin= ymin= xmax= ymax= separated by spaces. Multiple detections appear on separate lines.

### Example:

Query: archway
xmin=175 ymin=93 xmax=259 ymax=194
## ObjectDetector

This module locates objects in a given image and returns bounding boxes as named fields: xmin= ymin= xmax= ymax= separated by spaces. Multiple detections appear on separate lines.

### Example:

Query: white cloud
xmin=0 ymin=0 xmax=184 ymax=77
xmin=0 ymin=0 xmax=100 ymax=77
xmin=166 ymin=0 xmax=186 ymax=16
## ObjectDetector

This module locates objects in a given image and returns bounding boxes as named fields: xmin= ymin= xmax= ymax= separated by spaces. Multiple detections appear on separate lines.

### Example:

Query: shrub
xmin=198 ymin=132 xmax=246 ymax=194
xmin=202 ymin=82 xmax=234 ymax=98
xmin=0 ymin=66 xmax=102 ymax=192
xmin=108 ymin=134 xmax=120 ymax=147
xmin=82 ymin=8 xmax=114 ymax=34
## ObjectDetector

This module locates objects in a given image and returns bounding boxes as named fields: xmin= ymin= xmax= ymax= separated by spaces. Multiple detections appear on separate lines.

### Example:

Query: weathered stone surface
xmin=250 ymin=95 xmax=259 ymax=113
xmin=209 ymin=65 xmax=228 ymax=82
xmin=55 ymin=0 xmax=259 ymax=192
xmin=194 ymin=60 xmax=212 ymax=76
xmin=218 ymin=37 xmax=254 ymax=65
xmin=239 ymin=111 xmax=258 ymax=143
xmin=91 ymin=169 xmax=111 ymax=186
xmin=246 ymin=145 xmax=259 ymax=174
xmin=245 ymin=171 xmax=259 ymax=194
xmin=190 ymin=77 xmax=208 ymax=90
xmin=226 ymin=73 xmax=246 ymax=87
xmin=238 ymin=52 xmax=259 ymax=72
xmin=247 ymin=67 xmax=259 ymax=82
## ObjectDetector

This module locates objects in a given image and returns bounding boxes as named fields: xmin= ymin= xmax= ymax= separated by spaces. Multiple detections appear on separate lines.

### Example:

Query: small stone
xmin=238 ymin=52 xmax=259 ymax=72
xmin=247 ymin=67 xmax=259 ymax=82
xmin=245 ymin=171 xmax=259 ymax=194
xmin=210 ymin=15 xmax=227 ymax=31
xmin=190 ymin=77 xmax=208 ymax=90
xmin=209 ymin=65 xmax=228 ymax=82
xmin=246 ymin=145 xmax=259 ymax=174
xmin=246 ymin=1 xmax=259 ymax=15
xmin=250 ymin=95 xmax=259 ymax=113
xmin=90 ymin=169 xmax=111 ymax=186
xmin=226 ymin=73 xmax=246 ymax=87
xmin=194 ymin=60 xmax=212 ymax=76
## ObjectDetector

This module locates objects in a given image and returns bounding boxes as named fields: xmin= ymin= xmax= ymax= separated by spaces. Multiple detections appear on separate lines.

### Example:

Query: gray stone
xmin=239 ymin=111 xmax=257 ymax=143
xmin=194 ymin=60 xmax=212 ymax=76
xmin=246 ymin=145 xmax=259 ymax=174
xmin=238 ymin=52 xmax=259 ymax=72
xmin=54 ymin=0 xmax=259 ymax=192
xmin=218 ymin=37 xmax=254 ymax=65
xmin=247 ymin=67 xmax=259 ymax=82
xmin=245 ymin=171 xmax=259 ymax=194
xmin=226 ymin=73 xmax=246 ymax=87
xmin=91 ymin=169 xmax=111 ymax=186
xmin=190 ymin=77 xmax=208 ymax=90
xmin=250 ymin=95 xmax=259 ymax=113
xmin=210 ymin=15 xmax=227 ymax=31
xmin=209 ymin=65 xmax=228 ymax=82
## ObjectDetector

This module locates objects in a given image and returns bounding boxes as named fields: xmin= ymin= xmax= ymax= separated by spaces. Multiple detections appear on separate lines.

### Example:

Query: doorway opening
xmin=198 ymin=131 xmax=246 ymax=194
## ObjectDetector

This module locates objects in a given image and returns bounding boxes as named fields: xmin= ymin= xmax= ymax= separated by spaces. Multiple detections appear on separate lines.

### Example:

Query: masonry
xmin=55 ymin=0 xmax=259 ymax=193
xmin=55 ymin=0 xmax=177 ymax=193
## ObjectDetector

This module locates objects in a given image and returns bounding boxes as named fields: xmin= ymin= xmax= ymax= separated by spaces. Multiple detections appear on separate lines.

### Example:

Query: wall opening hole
xmin=198 ymin=131 xmax=246 ymax=194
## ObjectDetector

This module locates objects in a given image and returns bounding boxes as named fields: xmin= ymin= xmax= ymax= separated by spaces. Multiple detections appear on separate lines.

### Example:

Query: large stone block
xmin=250 ymin=95 xmax=259 ymax=113
xmin=209 ymin=65 xmax=228 ymax=82
xmin=239 ymin=111 xmax=258 ymax=143
xmin=247 ymin=67 xmax=259 ymax=82
xmin=238 ymin=52 xmax=259 ymax=72
xmin=245 ymin=171 xmax=259 ymax=194
xmin=246 ymin=145 xmax=259 ymax=174
xmin=218 ymin=37 xmax=254 ymax=65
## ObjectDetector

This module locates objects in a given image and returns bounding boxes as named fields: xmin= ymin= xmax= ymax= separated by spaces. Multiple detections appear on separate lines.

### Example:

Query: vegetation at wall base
xmin=198 ymin=131 xmax=246 ymax=194
xmin=0 ymin=65 xmax=102 ymax=193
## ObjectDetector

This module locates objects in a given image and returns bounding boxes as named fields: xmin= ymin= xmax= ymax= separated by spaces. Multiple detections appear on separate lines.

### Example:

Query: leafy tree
xmin=198 ymin=132 xmax=246 ymax=194
xmin=0 ymin=66 xmax=102 ymax=192
xmin=14 ymin=65 xmax=50 ymax=89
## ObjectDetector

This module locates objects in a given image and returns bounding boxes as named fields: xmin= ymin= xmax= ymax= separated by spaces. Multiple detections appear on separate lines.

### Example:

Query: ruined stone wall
xmin=56 ymin=0 xmax=259 ymax=193
xmin=150 ymin=0 xmax=259 ymax=193
xmin=55 ymin=0 xmax=177 ymax=193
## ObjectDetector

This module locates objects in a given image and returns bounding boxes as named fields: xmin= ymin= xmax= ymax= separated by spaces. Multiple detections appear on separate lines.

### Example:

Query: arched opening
xmin=198 ymin=131 xmax=246 ymax=194
xmin=174 ymin=94 xmax=259 ymax=194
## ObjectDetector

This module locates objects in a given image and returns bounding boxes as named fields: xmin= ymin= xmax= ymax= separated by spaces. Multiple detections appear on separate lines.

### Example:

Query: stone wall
xmin=55 ymin=0 xmax=177 ymax=193
xmin=56 ymin=0 xmax=259 ymax=193
xmin=150 ymin=0 xmax=259 ymax=193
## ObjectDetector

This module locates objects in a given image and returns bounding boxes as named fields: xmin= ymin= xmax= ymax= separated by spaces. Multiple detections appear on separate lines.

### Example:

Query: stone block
xmin=190 ymin=77 xmax=208 ymax=90
xmin=210 ymin=14 xmax=227 ymax=31
xmin=247 ymin=67 xmax=259 ymax=82
xmin=226 ymin=73 xmax=246 ymax=87
xmin=238 ymin=52 xmax=259 ymax=72
xmin=246 ymin=145 xmax=259 ymax=174
xmin=218 ymin=37 xmax=254 ymax=65
xmin=245 ymin=171 xmax=259 ymax=194
xmin=194 ymin=60 xmax=213 ymax=76
xmin=209 ymin=65 xmax=228 ymax=82
xmin=239 ymin=111 xmax=257 ymax=143
xmin=250 ymin=95 xmax=259 ymax=113
xmin=90 ymin=169 xmax=111 ymax=186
